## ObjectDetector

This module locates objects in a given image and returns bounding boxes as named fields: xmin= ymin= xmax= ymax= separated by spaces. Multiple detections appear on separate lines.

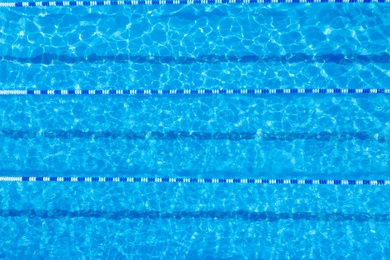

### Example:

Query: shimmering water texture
xmin=1 ymin=3 xmax=390 ymax=259
xmin=0 ymin=5 xmax=389 ymax=178
xmin=0 ymin=95 xmax=389 ymax=178
xmin=1 ymin=5 xmax=390 ymax=90
xmin=1 ymin=183 xmax=390 ymax=258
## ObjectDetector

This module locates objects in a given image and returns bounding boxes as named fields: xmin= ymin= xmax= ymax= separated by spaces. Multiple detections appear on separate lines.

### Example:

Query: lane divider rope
xmin=0 ymin=88 xmax=389 ymax=95
xmin=0 ymin=176 xmax=389 ymax=185
xmin=1 ymin=0 xmax=389 ymax=7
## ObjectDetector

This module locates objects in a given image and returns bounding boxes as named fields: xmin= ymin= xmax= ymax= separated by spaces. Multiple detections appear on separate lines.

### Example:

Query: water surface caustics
xmin=0 ymin=182 xmax=390 ymax=258
xmin=0 ymin=95 xmax=388 ymax=178
xmin=1 ymin=4 xmax=390 ymax=259
xmin=0 ymin=5 xmax=389 ymax=177
xmin=0 ymin=4 xmax=390 ymax=89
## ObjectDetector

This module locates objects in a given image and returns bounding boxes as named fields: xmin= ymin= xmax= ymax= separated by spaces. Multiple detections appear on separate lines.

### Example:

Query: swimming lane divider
xmin=0 ymin=0 xmax=389 ymax=7
xmin=0 ymin=89 xmax=389 ymax=95
xmin=0 ymin=177 xmax=389 ymax=185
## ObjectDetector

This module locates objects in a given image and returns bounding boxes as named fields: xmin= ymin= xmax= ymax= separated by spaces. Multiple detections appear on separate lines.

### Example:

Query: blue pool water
xmin=0 ymin=3 xmax=390 ymax=258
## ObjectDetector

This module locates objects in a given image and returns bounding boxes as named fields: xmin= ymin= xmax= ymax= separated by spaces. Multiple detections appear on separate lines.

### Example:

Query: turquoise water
xmin=0 ymin=3 xmax=390 ymax=258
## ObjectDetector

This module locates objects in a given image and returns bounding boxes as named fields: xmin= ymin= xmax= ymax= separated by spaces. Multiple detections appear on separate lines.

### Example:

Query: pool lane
xmin=0 ymin=95 xmax=388 ymax=178
xmin=0 ymin=182 xmax=389 ymax=258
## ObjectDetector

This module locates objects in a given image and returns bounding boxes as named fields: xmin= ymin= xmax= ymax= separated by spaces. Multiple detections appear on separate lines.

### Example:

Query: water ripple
xmin=1 ymin=209 xmax=388 ymax=222
xmin=0 ymin=130 xmax=388 ymax=142
xmin=2 ymin=53 xmax=390 ymax=64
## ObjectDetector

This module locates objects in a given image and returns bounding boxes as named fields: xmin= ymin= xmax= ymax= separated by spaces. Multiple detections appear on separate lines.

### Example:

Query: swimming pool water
xmin=0 ymin=3 xmax=390 ymax=258
xmin=2 ymin=5 xmax=390 ymax=89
